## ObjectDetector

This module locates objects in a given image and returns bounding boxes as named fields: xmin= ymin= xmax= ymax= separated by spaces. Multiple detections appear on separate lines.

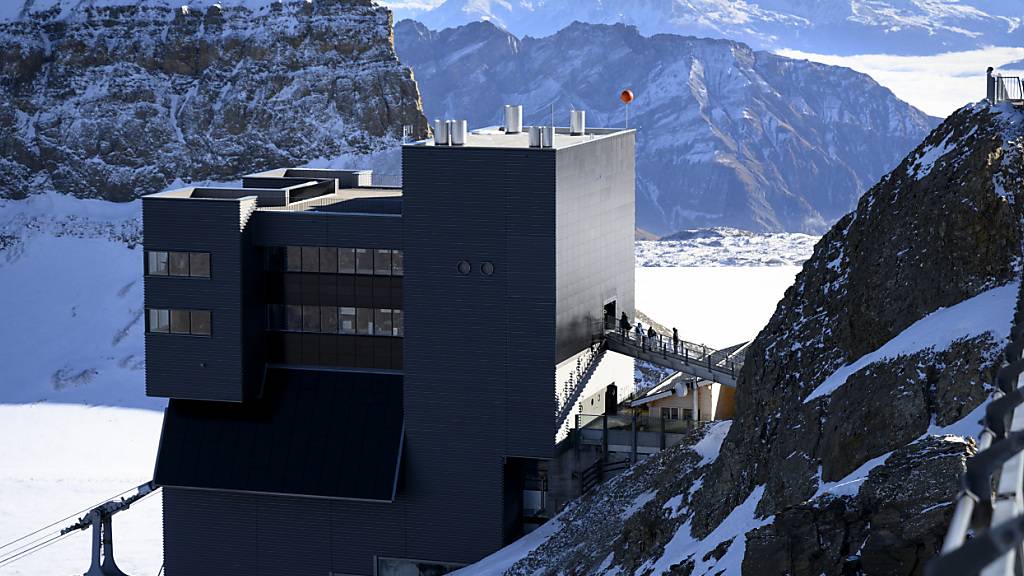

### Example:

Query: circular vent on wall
xmin=457 ymin=260 xmax=471 ymax=275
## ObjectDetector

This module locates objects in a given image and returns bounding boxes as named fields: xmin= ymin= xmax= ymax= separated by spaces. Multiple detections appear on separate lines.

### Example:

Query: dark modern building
xmin=145 ymin=117 xmax=636 ymax=575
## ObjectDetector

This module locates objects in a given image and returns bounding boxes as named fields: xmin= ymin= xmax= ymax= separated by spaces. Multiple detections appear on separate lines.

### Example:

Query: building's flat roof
xmin=406 ymin=126 xmax=634 ymax=151
xmin=256 ymin=187 xmax=402 ymax=215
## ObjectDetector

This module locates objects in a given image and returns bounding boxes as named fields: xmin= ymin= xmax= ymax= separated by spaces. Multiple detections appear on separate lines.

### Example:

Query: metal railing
xmin=927 ymin=278 xmax=1024 ymax=576
xmin=993 ymin=75 xmax=1024 ymax=104
xmin=604 ymin=327 xmax=742 ymax=379
xmin=555 ymin=342 xmax=606 ymax=435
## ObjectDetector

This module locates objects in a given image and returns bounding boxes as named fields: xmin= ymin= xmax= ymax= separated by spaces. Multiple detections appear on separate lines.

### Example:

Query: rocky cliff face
xmin=395 ymin=19 xmax=936 ymax=234
xmin=0 ymin=0 xmax=428 ymax=201
xmin=462 ymin=102 xmax=1024 ymax=575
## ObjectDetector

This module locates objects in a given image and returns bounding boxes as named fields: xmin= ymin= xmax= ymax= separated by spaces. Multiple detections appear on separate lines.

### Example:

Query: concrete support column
xmin=691 ymin=381 xmax=699 ymax=422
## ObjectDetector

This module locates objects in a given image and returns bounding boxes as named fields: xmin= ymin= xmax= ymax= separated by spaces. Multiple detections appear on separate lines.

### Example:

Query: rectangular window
xmin=392 ymin=250 xmax=404 ymax=276
xmin=356 ymin=307 xmax=374 ymax=335
xmin=661 ymin=407 xmax=680 ymax=421
xmin=338 ymin=248 xmax=356 ymax=274
xmin=374 ymin=249 xmax=392 ymax=276
xmin=321 ymin=306 xmax=339 ymax=334
xmin=286 ymin=246 xmax=302 ymax=272
xmin=302 ymin=305 xmax=320 ymax=333
xmin=148 ymin=309 xmax=210 ymax=335
xmin=147 ymin=251 xmax=168 ymax=276
xmin=301 ymin=246 xmax=319 ymax=273
xmin=170 ymin=309 xmax=191 ymax=334
xmin=169 ymin=251 xmax=190 ymax=276
xmin=319 ymin=247 xmax=338 ymax=274
xmin=148 ymin=309 xmax=169 ymax=333
xmin=355 ymin=249 xmax=373 ymax=275
xmin=285 ymin=304 xmax=303 ymax=332
xmin=392 ymin=309 xmax=404 ymax=337
xmin=375 ymin=309 xmax=393 ymax=336
xmin=339 ymin=307 xmax=356 ymax=334
xmin=189 ymin=252 xmax=210 ymax=278
xmin=190 ymin=310 xmax=211 ymax=336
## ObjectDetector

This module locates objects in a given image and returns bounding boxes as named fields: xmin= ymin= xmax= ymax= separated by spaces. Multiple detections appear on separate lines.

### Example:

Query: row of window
xmin=267 ymin=305 xmax=404 ymax=337
xmin=147 ymin=251 xmax=211 ymax=278
xmin=268 ymin=246 xmax=404 ymax=276
xmin=148 ymin=309 xmax=212 ymax=336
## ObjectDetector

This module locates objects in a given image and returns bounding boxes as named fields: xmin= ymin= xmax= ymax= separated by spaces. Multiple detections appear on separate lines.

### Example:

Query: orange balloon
xmin=620 ymin=89 xmax=634 ymax=104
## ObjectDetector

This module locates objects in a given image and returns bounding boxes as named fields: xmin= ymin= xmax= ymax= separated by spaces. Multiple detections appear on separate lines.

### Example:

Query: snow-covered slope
xmin=396 ymin=0 xmax=1023 ymax=56
xmin=0 ymin=0 xmax=427 ymax=202
xmin=396 ymin=20 xmax=937 ymax=234
xmin=0 ymin=194 xmax=159 ymax=407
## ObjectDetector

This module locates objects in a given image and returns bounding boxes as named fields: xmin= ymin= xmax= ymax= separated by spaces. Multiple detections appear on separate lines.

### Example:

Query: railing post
xmin=602 ymin=415 xmax=609 ymax=462
xmin=631 ymin=413 xmax=638 ymax=466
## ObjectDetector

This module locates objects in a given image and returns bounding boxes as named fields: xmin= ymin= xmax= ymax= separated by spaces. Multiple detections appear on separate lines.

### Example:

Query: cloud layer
xmin=776 ymin=46 xmax=1024 ymax=118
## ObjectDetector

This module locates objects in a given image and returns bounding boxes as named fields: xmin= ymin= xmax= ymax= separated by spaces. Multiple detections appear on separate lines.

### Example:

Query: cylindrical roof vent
xmin=528 ymin=125 xmax=542 ymax=148
xmin=542 ymin=125 xmax=554 ymax=148
xmin=504 ymin=105 xmax=523 ymax=134
xmin=434 ymin=118 xmax=449 ymax=145
xmin=450 ymin=120 xmax=467 ymax=146
xmin=570 ymin=110 xmax=586 ymax=135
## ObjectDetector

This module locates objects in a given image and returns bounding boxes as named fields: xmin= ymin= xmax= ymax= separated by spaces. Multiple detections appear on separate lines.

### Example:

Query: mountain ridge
xmin=396 ymin=19 xmax=938 ymax=233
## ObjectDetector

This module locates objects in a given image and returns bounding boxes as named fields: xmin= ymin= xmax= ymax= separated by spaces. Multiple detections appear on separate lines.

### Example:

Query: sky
xmin=776 ymin=46 xmax=1024 ymax=118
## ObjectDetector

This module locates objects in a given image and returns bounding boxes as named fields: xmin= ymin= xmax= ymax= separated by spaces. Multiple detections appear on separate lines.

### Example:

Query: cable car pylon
xmin=60 ymin=481 xmax=156 ymax=576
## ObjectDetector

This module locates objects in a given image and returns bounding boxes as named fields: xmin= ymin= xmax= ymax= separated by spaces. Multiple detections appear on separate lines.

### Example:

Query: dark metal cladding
xmin=148 ymin=127 xmax=636 ymax=575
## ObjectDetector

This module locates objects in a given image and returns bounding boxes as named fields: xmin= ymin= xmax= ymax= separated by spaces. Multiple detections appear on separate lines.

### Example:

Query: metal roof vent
xmin=542 ymin=125 xmax=554 ymax=148
xmin=570 ymin=110 xmax=586 ymax=136
xmin=528 ymin=125 xmax=542 ymax=148
xmin=450 ymin=120 xmax=467 ymax=146
xmin=504 ymin=105 xmax=523 ymax=134
xmin=433 ymin=118 xmax=449 ymax=146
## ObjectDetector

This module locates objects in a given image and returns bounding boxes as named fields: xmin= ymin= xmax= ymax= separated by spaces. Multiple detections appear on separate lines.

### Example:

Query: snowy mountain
xmin=396 ymin=20 xmax=937 ymax=234
xmin=636 ymin=228 xmax=818 ymax=267
xmin=397 ymin=0 xmax=1024 ymax=56
xmin=458 ymin=99 xmax=1024 ymax=574
xmin=0 ymin=0 xmax=428 ymax=201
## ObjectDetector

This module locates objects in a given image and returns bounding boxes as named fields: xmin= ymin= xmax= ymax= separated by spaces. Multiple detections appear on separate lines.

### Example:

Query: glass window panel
xmin=321 ymin=306 xmax=339 ymax=334
xmin=302 ymin=305 xmax=320 ymax=333
xmin=375 ymin=309 xmax=393 ymax=336
xmin=374 ymin=249 xmax=392 ymax=276
xmin=338 ymin=248 xmax=356 ymax=274
xmin=169 ymin=252 xmax=190 ymax=276
xmin=190 ymin=310 xmax=211 ymax=336
xmin=189 ymin=252 xmax=210 ymax=278
xmin=170 ymin=309 xmax=190 ymax=334
xmin=267 ymin=304 xmax=285 ymax=331
xmin=392 ymin=250 xmax=404 ymax=276
xmin=301 ymin=246 xmax=319 ymax=273
xmin=286 ymin=246 xmax=302 ymax=272
xmin=339 ymin=307 xmax=356 ymax=334
xmin=356 ymin=307 xmax=373 ymax=335
xmin=148 ymin=309 xmax=169 ymax=333
xmin=285 ymin=305 xmax=303 ymax=332
xmin=319 ymin=247 xmax=338 ymax=274
xmin=392 ymin=309 xmax=403 ymax=336
xmin=355 ymin=249 xmax=373 ymax=275
xmin=147 ymin=251 xmax=168 ymax=276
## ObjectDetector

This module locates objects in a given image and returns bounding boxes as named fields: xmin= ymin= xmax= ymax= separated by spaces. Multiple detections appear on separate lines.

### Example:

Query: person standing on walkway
xmin=673 ymin=327 xmax=679 ymax=353
xmin=647 ymin=325 xmax=656 ymax=350
xmin=635 ymin=322 xmax=643 ymax=347
xmin=619 ymin=312 xmax=631 ymax=337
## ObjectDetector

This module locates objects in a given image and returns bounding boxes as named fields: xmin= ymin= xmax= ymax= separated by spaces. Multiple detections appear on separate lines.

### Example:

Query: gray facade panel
xmin=555 ymin=132 xmax=636 ymax=363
